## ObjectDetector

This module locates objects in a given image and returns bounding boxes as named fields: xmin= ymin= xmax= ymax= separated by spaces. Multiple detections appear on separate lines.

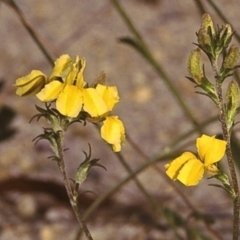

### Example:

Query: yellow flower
xmin=82 ymin=84 xmax=119 ymax=118
xmin=82 ymin=88 xmax=109 ymax=117
xmin=36 ymin=55 xmax=86 ymax=117
xmin=49 ymin=54 xmax=72 ymax=80
xmin=95 ymin=84 xmax=119 ymax=111
xmin=56 ymin=85 xmax=83 ymax=118
xmin=15 ymin=70 xmax=47 ymax=96
xmin=15 ymin=54 xmax=122 ymax=121
xmin=100 ymin=116 xmax=125 ymax=152
xmin=165 ymin=134 xmax=227 ymax=186
xmin=36 ymin=80 xmax=64 ymax=102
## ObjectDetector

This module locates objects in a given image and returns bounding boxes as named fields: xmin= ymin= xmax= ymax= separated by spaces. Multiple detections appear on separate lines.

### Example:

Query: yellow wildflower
xmin=36 ymin=55 xmax=86 ymax=117
xmin=100 ymin=116 xmax=125 ymax=152
xmin=56 ymin=85 xmax=83 ymax=118
xmin=165 ymin=134 xmax=227 ymax=186
xmin=15 ymin=54 xmax=126 ymax=152
xmin=95 ymin=84 xmax=119 ymax=111
xmin=82 ymin=84 xmax=119 ymax=118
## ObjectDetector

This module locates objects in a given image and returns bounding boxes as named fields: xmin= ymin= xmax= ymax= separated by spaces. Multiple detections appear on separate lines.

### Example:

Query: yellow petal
xmin=75 ymin=57 xmax=86 ymax=88
xmin=56 ymin=85 xmax=83 ymax=117
xmin=49 ymin=54 xmax=72 ymax=80
xmin=96 ymin=84 xmax=119 ymax=111
xmin=100 ymin=116 xmax=125 ymax=152
xmin=82 ymin=88 xmax=108 ymax=117
xmin=36 ymin=80 xmax=64 ymax=102
xmin=15 ymin=70 xmax=47 ymax=96
xmin=177 ymin=159 xmax=204 ymax=186
xmin=197 ymin=134 xmax=227 ymax=165
xmin=165 ymin=152 xmax=204 ymax=186
xmin=165 ymin=152 xmax=196 ymax=179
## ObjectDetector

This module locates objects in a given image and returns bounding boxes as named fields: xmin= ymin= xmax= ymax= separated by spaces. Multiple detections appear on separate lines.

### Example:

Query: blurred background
xmin=0 ymin=0 xmax=240 ymax=239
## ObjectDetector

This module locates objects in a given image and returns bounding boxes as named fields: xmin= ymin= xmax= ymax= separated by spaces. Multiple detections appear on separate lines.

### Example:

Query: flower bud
xmin=197 ymin=28 xmax=212 ymax=48
xmin=15 ymin=70 xmax=47 ymax=96
xmin=219 ymin=24 xmax=233 ymax=49
xmin=226 ymin=80 xmax=240 ymax=130
xmin=201 ymin=13 xmax=215 ymax=36
xmin=197 ymin=13 xmax=215 ymax=47
xmin=188 ymin=48 xmax=204 ymax=84
xmin=223 ymin=45 xmax=239 ymax=70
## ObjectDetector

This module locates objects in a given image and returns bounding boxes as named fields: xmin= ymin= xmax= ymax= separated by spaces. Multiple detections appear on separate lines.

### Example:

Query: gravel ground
xmin=0 ymin=0 xmax=240 ymax=239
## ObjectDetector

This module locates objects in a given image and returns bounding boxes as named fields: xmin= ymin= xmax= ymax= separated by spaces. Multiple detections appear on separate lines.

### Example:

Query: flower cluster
xmin=15 ymin=54 xmax=125 ymax=152
xmin=165 ymin=134 xmax=226 ymax=186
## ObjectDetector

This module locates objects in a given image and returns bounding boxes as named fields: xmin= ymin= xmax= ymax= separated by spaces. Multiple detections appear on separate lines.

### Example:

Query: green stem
xmin=116 ymin=152 xmax=160 ymax=209
xmin=111 ymin=0 xmax=200 ymax=129
xmin=213 ymin=62 xmax=239 ymax=240
xmin=82 ymin=154 xmax=164 ymax=219
xmin=5 ymin=0 xmax=55 ymax=67
xmin=115 ymin=153 xmax=188 ymax=239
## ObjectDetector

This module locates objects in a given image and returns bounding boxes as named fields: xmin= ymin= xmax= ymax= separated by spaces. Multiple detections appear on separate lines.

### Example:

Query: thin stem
xmin=213 ymin=61 xmax=239 ymax=240
xmin=55 ymin=131 xmax=94 ymax=240
xmin=115 ymin=153 xmax=189 ymax=239
xmin=91 ymin=125 xmax=185 ymax=238
xmin=110 ymin=0 xmax=201 ymax=129
xmin=83 ymin=150 xmax=180 ymax=220
xmin=5 ymin=0 xmax=55 ymax=67
xmin=116 ymin=152 xmax=163 ymax=213
xmin=126 ymin=133 xmax=196 ymax=212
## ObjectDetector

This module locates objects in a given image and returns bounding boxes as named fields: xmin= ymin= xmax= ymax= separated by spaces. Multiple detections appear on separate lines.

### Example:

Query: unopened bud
xmin=223 ymin=45 xmax=239 ymax=70
xmin=220 ymin=24 xmax=233 ymax=48
xmin=201 ymin=13 xmax=215 ymax=35
xmin=226 ymin=80 xmax=240 ymax=129
xmin=188 ymin=48 xmax=203 ymax=84
xmin=197 ymin=28 xmax=212 ymax=47
xmin=197 ymin=14 xmax=217 ymax=58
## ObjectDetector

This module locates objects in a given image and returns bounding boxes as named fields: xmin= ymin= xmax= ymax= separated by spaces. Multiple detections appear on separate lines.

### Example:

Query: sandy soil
xmin=0 ymin=0 xmax=239 ymax=239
